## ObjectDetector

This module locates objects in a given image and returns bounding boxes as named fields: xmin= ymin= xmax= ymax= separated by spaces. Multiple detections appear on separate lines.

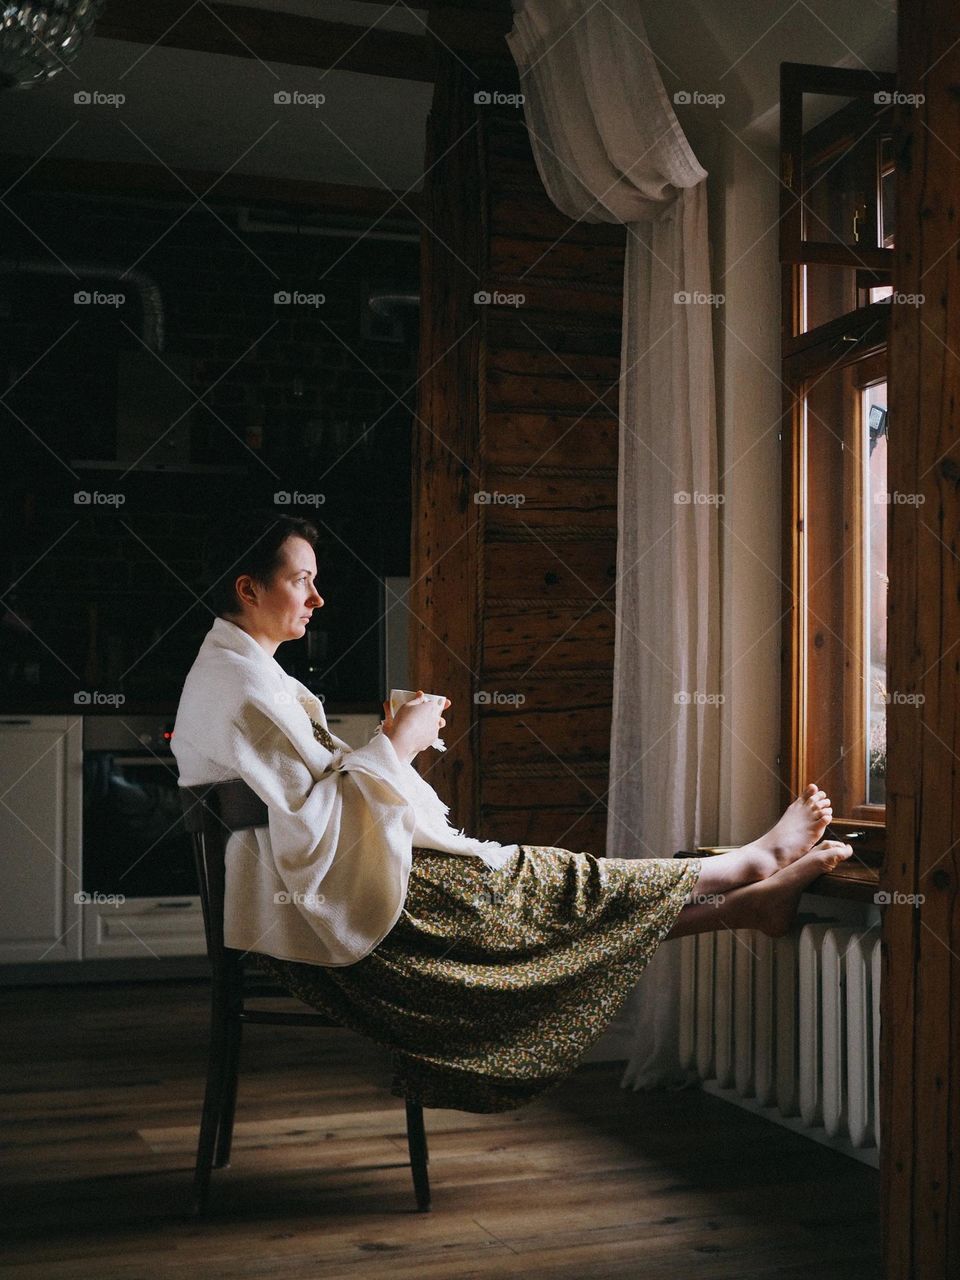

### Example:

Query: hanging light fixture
xmin=0 ymin=0 xmax=106 ymax=91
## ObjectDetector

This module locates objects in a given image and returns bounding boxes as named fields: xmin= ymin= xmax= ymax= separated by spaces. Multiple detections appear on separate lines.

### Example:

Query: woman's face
xmin=233 ymin=535 xmax=324 ymax=647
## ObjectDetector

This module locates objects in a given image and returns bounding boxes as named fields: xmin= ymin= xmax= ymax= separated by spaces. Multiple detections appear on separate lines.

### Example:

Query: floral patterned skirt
xmin=256 ymin=844 xmax=702 ymax=1114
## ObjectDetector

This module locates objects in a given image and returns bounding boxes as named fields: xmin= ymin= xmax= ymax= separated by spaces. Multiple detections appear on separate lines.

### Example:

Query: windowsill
xmin=849 ymin=803 xmax=885 ymax=823
xmin=691 ymin=831 xmax=883 ymax=904
xmin=804 ymin=856 xmax=881 ymax=901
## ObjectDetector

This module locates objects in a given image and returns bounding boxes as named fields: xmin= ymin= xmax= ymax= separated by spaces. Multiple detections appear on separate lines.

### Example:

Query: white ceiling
xmin=0 ymin=1 xmax=434 ymax=191
xmin=641 ymin=0 xmax=897 ymax=148
xmin=0 ymin=0 xmax=897 ymax=189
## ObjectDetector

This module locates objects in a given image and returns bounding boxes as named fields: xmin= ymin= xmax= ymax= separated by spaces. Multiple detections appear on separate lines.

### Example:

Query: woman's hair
xmin=203 ymin=509 xmax=319 ymax=618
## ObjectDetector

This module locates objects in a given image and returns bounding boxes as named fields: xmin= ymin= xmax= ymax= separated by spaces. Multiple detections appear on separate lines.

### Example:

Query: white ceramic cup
xmin=388 ymin=688 xmax=447 ymax=719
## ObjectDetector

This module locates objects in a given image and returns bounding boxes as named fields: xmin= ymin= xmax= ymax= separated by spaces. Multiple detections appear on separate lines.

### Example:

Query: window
xmin=780 ymin=64 xmax=894 ymax=850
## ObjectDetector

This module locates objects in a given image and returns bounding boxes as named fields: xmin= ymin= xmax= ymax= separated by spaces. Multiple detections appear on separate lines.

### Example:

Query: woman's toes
xmin=814 ymin=841 xmax=853 ymax=870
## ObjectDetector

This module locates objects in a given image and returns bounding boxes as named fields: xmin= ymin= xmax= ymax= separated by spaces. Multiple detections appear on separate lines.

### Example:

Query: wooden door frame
xmin=882 ymin=1 xmax=960 ymax=1273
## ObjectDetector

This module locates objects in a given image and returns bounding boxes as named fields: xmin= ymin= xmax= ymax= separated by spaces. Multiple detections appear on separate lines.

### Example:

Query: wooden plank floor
xmin=0 ymin=980 xmax=880 ymax=1279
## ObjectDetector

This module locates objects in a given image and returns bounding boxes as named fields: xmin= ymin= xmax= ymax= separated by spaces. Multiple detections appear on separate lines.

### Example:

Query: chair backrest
xmin=180 ymin=781 xmax=268 ymax=980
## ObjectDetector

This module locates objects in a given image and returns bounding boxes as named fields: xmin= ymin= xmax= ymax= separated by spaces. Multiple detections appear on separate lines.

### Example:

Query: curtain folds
xmin=508 ymin=0 xmax=722 ymax=1087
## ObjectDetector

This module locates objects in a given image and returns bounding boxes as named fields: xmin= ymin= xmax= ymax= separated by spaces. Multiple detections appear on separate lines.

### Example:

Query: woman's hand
xmin=381 ymin=691 xmax=450 ymax=764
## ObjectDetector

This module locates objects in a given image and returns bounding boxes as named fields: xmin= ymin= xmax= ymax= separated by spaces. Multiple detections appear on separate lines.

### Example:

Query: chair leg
xmin=214 ymin=1018 xmax=242 ymax=1168
xmin=194 ymin=996 xmax=229 ymax=1215
xmin=405 ymin=1100 xmax=431 ymax=1212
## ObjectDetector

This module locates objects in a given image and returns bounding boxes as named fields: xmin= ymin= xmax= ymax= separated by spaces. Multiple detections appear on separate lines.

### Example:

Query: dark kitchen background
xmin=0 ymin=186 xmax=418 ymax=714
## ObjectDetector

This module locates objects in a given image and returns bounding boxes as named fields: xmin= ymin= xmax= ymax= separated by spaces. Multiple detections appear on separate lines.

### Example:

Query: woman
xmin=172 ymin=512 xmax=852 ymax=1114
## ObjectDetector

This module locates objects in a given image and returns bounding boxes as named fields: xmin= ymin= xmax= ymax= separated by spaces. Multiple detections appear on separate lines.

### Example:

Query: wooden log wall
xmin=411 ymin=52 xmax=626 ymax=853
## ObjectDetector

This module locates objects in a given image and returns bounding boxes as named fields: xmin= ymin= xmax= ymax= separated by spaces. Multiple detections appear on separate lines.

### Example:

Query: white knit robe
xmin=172 ymin=617 xmax=516 ymax=966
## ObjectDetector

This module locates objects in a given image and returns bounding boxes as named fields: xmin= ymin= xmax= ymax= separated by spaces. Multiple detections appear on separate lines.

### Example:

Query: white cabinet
xmin=0 ymin=716 xmax=83 ymax=964
xmin=0 ymin=711 xmax=383 ymax=972
xmin=82 ymin=894 xmax=205 ymax=958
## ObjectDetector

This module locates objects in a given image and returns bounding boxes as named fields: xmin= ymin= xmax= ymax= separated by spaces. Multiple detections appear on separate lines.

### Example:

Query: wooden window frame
xmin=780 ymin=62 xmax=896 ymax=271
xmin=779 ymin=64 xmax=899 ymax=875
xmin=780 ymin=298 xmax=889 ymax=868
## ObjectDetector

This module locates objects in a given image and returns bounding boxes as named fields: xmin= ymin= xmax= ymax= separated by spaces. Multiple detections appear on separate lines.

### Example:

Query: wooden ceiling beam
xmin=95 ymin=0 xmax=437 ymax=82
xmin=429 ymin=3 xmax=514 ymax=59
xmin=0 ymin=154 xmax=422 ymax=218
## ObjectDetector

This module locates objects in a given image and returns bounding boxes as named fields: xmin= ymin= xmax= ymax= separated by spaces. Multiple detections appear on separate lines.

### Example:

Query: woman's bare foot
xmin=736 ymin=783 xmax=833 ymax=881
xmin=722 ymin=841 xmax=853 ymax=937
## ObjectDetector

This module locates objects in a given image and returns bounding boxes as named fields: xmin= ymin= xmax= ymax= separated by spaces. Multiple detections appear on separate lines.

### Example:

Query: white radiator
xmin=679 ymin=920 xmax=881 ymax=1167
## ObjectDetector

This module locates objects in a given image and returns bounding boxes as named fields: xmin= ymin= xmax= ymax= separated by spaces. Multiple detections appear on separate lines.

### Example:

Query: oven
xmin=81 ymin=716 xmax=207 ymax=960
xmin=82 ymin=715 xmax=197 ymax=899
xmin=78 ymin=711 xmax=379 ymax=961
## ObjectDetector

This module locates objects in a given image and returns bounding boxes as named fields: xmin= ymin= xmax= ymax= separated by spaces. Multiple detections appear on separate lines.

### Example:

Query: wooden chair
xmin=179 ymin=779 xmax=430 ymax=1214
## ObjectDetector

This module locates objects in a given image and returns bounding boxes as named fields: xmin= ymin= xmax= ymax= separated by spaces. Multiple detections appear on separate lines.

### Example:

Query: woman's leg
xmin=685 ymin=781 xmax=834 ymax=896
xmin=667 ymin=842 xmax=854 ymax=940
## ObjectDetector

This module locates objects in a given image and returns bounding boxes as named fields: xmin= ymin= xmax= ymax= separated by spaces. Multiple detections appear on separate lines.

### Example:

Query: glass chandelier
xmin=0 ymin=1 xmax=106 ymax=90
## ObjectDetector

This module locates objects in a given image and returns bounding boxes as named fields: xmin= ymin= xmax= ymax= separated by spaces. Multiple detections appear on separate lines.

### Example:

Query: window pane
xmin=801 ymin=356 xmax=886 ymax=816
xmin=803 ymin=364 xmax=860 ymax=813
xmin=880 ymin=135 xmax=895 ymax=248
xmin=801 ymin=96 xmax=890 ymax=251
xmin=863 ymin=382 xmax=888 ymax=803
xmin=798 ymin=267 xmax=890 ymax=335
xmin=801 ymin=262 xmax=859 ymax=332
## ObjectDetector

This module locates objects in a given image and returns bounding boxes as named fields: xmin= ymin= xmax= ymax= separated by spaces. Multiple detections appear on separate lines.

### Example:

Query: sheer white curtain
xmin=508 ymin=0 xmax=722 ymax=1087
